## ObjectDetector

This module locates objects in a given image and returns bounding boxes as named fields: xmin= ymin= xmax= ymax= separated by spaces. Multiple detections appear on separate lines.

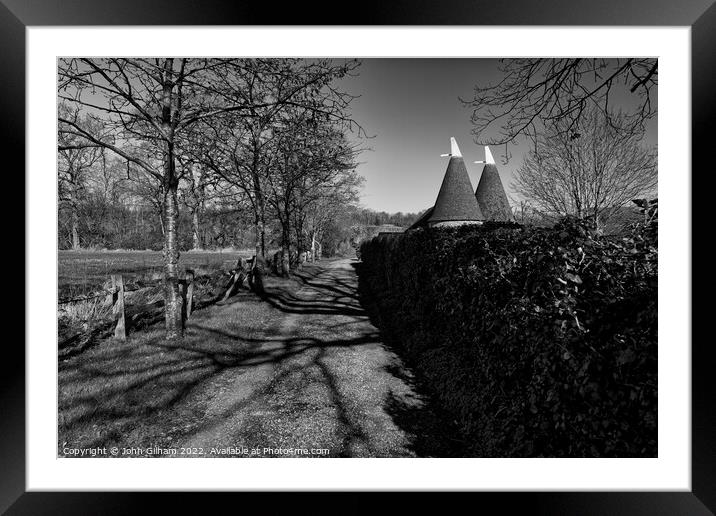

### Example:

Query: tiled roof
xmin=428 ymin=156 xmax=484 ymax=223
xmin=475 ymin=164 xmax=513 ymax=221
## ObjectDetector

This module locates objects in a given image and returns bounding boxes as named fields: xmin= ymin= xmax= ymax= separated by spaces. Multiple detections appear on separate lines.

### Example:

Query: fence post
xmin=221 ymin=266 xmax=245 ymax=302
xmin=111 ymin=274 xmax=126 ymax=341
xmin=185 ymin=269 xmax=195 ymax=318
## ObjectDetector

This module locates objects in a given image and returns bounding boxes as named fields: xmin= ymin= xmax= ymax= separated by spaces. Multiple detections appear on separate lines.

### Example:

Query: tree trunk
xmin=294 ymin=229 xmax=302 ymax=263
xmin=191 ymin=167 xmax=206 ymax=251
xmin=254 ymin=216 xmax=264 ymax=260
xmin=310 ymin=232 xmax=316 ymax=263
xmin=281 ymin=224 xmax=291 ymax=277
xmin=162 ymin=151 xmax=183 ymax=339
xmin=251 ymin=204 xmax=266 ymax=259
xmin=192 ymin=208 xmax=202 ymax=250
xmin=261 ymin=215 xmax=266 ymax=258
xmin=250 ymin=149 xmax=266 ymax=259
xmin=163 ymin=186 xmax=183 ymax=339
xmin=71 ymin=203 xmax=80 ymax=250
xmin=157 ymin=206 xmax=165 ymax=236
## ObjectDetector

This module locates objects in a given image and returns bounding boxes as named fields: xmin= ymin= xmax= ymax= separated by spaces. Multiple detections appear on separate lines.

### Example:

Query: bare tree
xmin=510 ymin=199 xmax=551 ymax=227
xmin=291 ymin=124 xmax=363 ymax=265
xmin=58 ymin=106 xmax=104 ymax=249
xmin=298 ymin=167 xmax=363 ymax=263
xmin=58 ymin=58 xmax=364 ymax=338
xmin=200 ymin=59 xmax=364 ymax=262
xmin=512 ymin=105 xmax=657 ymax=228
xmin=266 ymin=111 xmax=362 ymax=275
xmin=462 ymin=58 xmax=657 ymax=149
xmin=178 ymin=161 xmax=217 ymax=251
xmin=124 ymin=165 xmax=166 ymax=236
xmin=58 ymin=58 xmax=239 ymax=338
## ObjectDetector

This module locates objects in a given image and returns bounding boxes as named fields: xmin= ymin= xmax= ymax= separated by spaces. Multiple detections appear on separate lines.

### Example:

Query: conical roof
xmin=475 ymin=146 xmax=513 ymax=221
xmin=428 ymin=139 xmax=483 ymax=224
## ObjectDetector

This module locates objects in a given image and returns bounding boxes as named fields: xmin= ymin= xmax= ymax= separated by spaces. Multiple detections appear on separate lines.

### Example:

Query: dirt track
xmin=59 ymin=258 xmax=460 ymax=458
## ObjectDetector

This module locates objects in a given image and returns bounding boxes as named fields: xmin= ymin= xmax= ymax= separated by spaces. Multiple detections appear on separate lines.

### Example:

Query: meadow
xmin=58 ymin=249 xmax=251 ymax=300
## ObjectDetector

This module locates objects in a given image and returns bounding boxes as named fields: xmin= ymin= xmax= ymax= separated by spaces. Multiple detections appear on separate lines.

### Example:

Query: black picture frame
xmin=4 ymin=0 xmax=713 ymax=513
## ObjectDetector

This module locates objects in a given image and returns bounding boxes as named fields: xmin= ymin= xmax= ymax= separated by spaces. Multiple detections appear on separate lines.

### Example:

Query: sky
xmin=59 ymin=58 xmax=657 ymax=215
xmin=340 ymin=59 xmax=657 ymax=214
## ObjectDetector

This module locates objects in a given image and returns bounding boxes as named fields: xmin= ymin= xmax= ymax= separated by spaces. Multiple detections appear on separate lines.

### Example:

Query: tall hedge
xmin=359 ymin=219 xmax=657 ymax=457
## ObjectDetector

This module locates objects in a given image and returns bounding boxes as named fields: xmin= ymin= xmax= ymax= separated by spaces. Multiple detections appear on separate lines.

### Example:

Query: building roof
xmin=428 ymin=139 xmax=484 ymax=224
xmin=474 ymin=147 xmax=513 ymax=221
xmin=407 ymin=206 xmax=434 ymax=230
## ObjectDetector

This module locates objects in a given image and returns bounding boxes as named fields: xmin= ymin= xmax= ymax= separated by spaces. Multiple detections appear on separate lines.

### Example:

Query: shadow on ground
xmin=58 ymin=259 xmax=468 ymax=457
xmin=351 ymin=260 xmax=470 ymax=457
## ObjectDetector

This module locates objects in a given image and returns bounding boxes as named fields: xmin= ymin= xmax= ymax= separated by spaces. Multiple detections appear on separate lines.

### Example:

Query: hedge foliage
xmin=359 ymin=218 xmax=657 ymax=457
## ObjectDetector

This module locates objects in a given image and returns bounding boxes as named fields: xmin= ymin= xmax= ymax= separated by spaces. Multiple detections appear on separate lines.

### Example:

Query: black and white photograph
xmin=56 ymin=57 xmax=659 ymax=459
xmin=1 ymin=0 xmax=710 ymax=508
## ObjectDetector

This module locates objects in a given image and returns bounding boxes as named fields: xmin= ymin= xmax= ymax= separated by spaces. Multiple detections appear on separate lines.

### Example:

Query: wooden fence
xmin=59 ymin=255 xmax=269 ymax=342
xmin=108 ymin=270 xmax=198 ymax=340
xmin=59 ymin=269 xmax=198 ymax=342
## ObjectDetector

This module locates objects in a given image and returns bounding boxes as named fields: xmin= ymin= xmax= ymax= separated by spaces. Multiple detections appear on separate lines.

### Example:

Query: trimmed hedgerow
xmin=359 ymin=218 xmax=657 ymax=457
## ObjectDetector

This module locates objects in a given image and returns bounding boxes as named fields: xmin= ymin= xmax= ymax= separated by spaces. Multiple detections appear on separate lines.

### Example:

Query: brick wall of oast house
xmin=428 ymin=220 xmax=483 ymax=228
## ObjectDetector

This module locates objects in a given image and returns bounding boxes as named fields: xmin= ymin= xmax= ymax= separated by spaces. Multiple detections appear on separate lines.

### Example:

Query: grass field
xmin=58 ymin=249 xmax=252 ymax=299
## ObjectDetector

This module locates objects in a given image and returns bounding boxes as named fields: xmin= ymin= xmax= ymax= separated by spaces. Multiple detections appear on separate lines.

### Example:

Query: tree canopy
xmin=462 ymin=58 xmax=657 ymax=148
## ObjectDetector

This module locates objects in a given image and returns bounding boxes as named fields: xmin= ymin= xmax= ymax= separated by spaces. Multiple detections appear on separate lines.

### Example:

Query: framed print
xmin=4 ymin=0 xmax=714 ymax=513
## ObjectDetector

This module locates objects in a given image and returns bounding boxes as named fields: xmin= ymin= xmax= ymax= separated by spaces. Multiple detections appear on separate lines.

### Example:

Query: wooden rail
xmin=61 ymin=260 xmax=249 ymax=346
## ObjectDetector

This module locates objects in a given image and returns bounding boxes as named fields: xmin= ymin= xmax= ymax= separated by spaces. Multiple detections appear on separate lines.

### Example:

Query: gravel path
xmin=59 ymin=258 xmax=460 ymax=458
xmin=173 ymin=258 xmax=434 ymax=458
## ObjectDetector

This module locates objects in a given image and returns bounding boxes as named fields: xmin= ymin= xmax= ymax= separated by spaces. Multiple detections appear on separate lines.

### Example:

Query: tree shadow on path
xmin=58 ymin=259 xmax=468 ymax=457
xmin=350 ymin=260 xmax=471 ymax=457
